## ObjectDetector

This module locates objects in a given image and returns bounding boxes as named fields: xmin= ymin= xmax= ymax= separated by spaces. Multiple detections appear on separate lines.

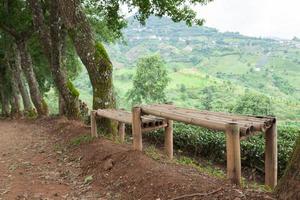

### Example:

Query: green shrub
xmin=145 ymin=121 xmax=299 ymax=177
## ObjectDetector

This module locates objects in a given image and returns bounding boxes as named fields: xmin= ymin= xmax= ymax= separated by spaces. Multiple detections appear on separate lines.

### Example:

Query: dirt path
xmin=0 ymin=120 xmax=97 ymax=200
xmin=0 ymin=118 xmax=275 ymax=200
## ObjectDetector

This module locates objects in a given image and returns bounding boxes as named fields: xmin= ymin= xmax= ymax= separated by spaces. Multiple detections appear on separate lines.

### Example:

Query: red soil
xmin=0 ymin=117 xmax=276 ymax=199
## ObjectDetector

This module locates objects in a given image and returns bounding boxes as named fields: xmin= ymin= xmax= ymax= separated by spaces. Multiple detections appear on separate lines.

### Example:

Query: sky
xmin=196 ymin=0 xmax=300 ymax=39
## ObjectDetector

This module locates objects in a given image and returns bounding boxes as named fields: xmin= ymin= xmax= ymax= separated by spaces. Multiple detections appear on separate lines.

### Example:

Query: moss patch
xmin=25 ymin=108 xmax=37 ymax=118
xmin=67 ymin=80 xmax=80 ymax=97
xmin=41 ymin=99 xmax=49 ymax=115
xmin=94 ymin=42 xmax=110 ymax=62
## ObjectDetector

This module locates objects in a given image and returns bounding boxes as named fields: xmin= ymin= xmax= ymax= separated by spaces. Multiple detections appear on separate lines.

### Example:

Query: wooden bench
xmin=90 ymin=109 xmax=174 ymax=158
xmin=133 ymin=104 xmax=277 ymax=188
xmin=91 ymin=104 xmax=277 ymax=188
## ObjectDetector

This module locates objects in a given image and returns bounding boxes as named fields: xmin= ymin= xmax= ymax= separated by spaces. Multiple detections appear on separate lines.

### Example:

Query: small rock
xmin=39 ymin=150 xmax=45 ymax=154
xmin=103 ymin=158 xmax=114 ymax=171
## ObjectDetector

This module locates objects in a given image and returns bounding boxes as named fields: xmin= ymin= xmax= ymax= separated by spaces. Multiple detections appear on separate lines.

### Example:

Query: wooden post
xmin=118 ymin=122 xmax=126 ymax=143
xmin=226 ymin=123 xmax=241 ymax=185
xmin=164 ymin=119 xmax=173 ymax=159
xmin=265 ymin=120 xmax=277 ymax=188
xmin=91 ymin=110 xmax=98 ymax=138
xmin=132 ymin=107 xmax=142 ymax=151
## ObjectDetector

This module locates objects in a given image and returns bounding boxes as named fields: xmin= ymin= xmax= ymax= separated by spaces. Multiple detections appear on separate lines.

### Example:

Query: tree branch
xmin=0 ymin=23 xmax=19 ymax=39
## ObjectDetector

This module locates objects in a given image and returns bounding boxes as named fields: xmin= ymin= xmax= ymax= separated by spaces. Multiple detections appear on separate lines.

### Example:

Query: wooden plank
xmin=164 ymin=119 xmax=173 ymax=159
xmin=158 ymin=109 xmax=256 ymax=134
xmin=132 ymin=107 xmax=143 ymax=151
xmin=265 ymin=121 xmax=278 ymax=188
xmin=226 ymin=123 xmax=241 ymax=185
xmin=142 ymin=115 xmax=165 ymax=123
xmin=96 ymin=109 xmax=164 ymax=125
xmin=91 ymin=110 xmax=98 ymax=138
xmin=145 ymin=104 xmax=274 ymax=124
xmin=142 ymin=106 xmax=228 ymax=132
xmin=96 ymin=109 xmax=132 ymax=124
xmin=118 ymin=122 xmax=125 ymax=143
xmin=141 ymin=123 xmax=168 ymax=133
xmin=142 ymin=104 xmax=274 ymax=135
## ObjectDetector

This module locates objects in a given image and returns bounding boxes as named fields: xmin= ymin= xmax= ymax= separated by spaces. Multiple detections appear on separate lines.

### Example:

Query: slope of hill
xmin=74 ymin=16 xmax=300 ymax=120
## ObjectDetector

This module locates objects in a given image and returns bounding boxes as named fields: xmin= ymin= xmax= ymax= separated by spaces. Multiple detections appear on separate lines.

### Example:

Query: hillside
xmin=73 ymin=16 xmax=300 ymax=120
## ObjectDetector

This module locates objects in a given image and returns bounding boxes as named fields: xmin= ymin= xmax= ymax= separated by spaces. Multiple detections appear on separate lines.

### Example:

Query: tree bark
xmin=57 ymin=0 xmax=117 ymax=134
xmin=14 ymin=45 xmax=35 ymax=115
xmin=16 ymin=39 xmax=48 ymax=116
xmin=59 ymin=93 xmax=66 ymax=115
xmin=27 ymin=0 xmax=80 ymax=119
xmin=0 ymin=72 xmax=10 ymax=117
xmin=8 ymin=61 xmax=22 ymax=118
xmin=276 ymin=135 xmax=300 ymax=199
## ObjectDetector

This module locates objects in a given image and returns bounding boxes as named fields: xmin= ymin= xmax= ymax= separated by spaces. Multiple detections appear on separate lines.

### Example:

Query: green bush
xmin=145 ymin=121 xmax=299 ymax=177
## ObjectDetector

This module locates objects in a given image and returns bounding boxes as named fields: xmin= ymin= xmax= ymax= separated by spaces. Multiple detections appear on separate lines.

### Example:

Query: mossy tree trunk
xmin=28 ymin=0 xmax=80 ymax=119
xmin=14 ymin=45 xmax=35 ymax=116
xmin=276 ymin=134 xmax=300 ymax=199
xmin=0 ymin=90 xmax=10 ymax=117
xmin=59 ymin=93 xmax=66 ymax=115
xmin=16 ymin=39 xmax=48 ymax=116
xmin=0 ymin=91 xmax=10 ymax=117
xmin=58 ymin=0 xmax=117 ymax=134
xmin=0 ymin=68 xmax=10 ymax=117
xmin=7 ymin=60 xmax=22 ymax=118
xmin=0 ymin=1 xmax=47 ymax=117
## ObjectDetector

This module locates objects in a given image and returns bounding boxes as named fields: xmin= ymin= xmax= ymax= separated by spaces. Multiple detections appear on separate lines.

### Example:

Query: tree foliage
xmin=127 ymin=55 xmax=170 ymax=105
xmin=233 ymin=92 xmax=273 ymax=116
xmin=201 ymin=86 xmax=215 ymax=110
xmin=82 ymin=0 xmax=212 ymax=42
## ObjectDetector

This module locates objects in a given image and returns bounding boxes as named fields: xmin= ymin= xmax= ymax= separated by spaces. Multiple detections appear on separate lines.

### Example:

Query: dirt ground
xmin=0 ymin=118 xmax=276 ymax=200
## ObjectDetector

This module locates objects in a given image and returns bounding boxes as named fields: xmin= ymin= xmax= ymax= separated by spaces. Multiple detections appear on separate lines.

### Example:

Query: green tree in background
xmin=201 ymin=86 xmax=215 ymax=110
xmin=233 ymin=92 xmax=272 ymax=116
xmin=127 ymin=55 xmax=170 ymax=105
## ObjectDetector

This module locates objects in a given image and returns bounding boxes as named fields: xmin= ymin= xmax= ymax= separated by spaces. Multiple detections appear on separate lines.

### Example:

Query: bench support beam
xmin=164 ymin=119 xmax=173 ymax=159
xmin=118 ymin=122 xmax=126 ymax=143
xmin=91 ymin=110 xmax=98 ymax=138
xmin=132 ymin=107 xmax=143 ymax=151
xmin=226 ymin=123 xmax=241 ymax=185
xmin=265 ymin=121 xmax=277 ymax=188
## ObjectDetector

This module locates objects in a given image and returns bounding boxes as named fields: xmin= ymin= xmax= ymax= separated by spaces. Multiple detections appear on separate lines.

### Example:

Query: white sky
xmin=197 ymin=0 xmax=300 ymax=39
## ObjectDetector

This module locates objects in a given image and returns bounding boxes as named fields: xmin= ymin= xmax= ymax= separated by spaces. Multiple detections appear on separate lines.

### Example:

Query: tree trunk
xmin=16 ymin=39 xmax=48 ymax=116
xmin=0 ymin=93 xmax=10 ymax=117
xmin=59 ymin=93 xmax=66 ymax=115
xmin=57 ymin=0 xmax=117 ymax=134
xmin=8 ymin=61 xmax=22 ymax=118
xmin=28 ymin=0 xmax=80 ymax=119
xmin=14 ymin=45 xmax=35 ymax=116
xmin=276 ymin=135 xmax=300 ymax=199
xmin=0 ymin=74 xmax=10 ymax=117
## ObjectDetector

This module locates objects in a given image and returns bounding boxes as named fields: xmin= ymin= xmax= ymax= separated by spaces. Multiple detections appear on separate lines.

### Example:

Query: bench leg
xmin=226 ymin=123 xmax=241 ymax=185
xmin=132 ymin=107 xmax=142 ymax=151
xmin=118 ymin=122 xmax=126 ymax=143
xmin=91 ymin=111 xmax=98 ymax=138
xmin=265 ymin=121 xmax=277 ymax=188
xmin=164 ymin=119 xmax=173 ymax=159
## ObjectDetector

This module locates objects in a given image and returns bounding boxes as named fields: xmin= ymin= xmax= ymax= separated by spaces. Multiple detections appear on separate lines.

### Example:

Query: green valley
xmin=70 ymin=17 xmax=300 ymax=120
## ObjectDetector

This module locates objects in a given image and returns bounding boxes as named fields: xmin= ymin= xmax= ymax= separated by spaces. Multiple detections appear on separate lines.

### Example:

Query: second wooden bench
xmin=90 ymin=109 xmax=174 ymax=158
